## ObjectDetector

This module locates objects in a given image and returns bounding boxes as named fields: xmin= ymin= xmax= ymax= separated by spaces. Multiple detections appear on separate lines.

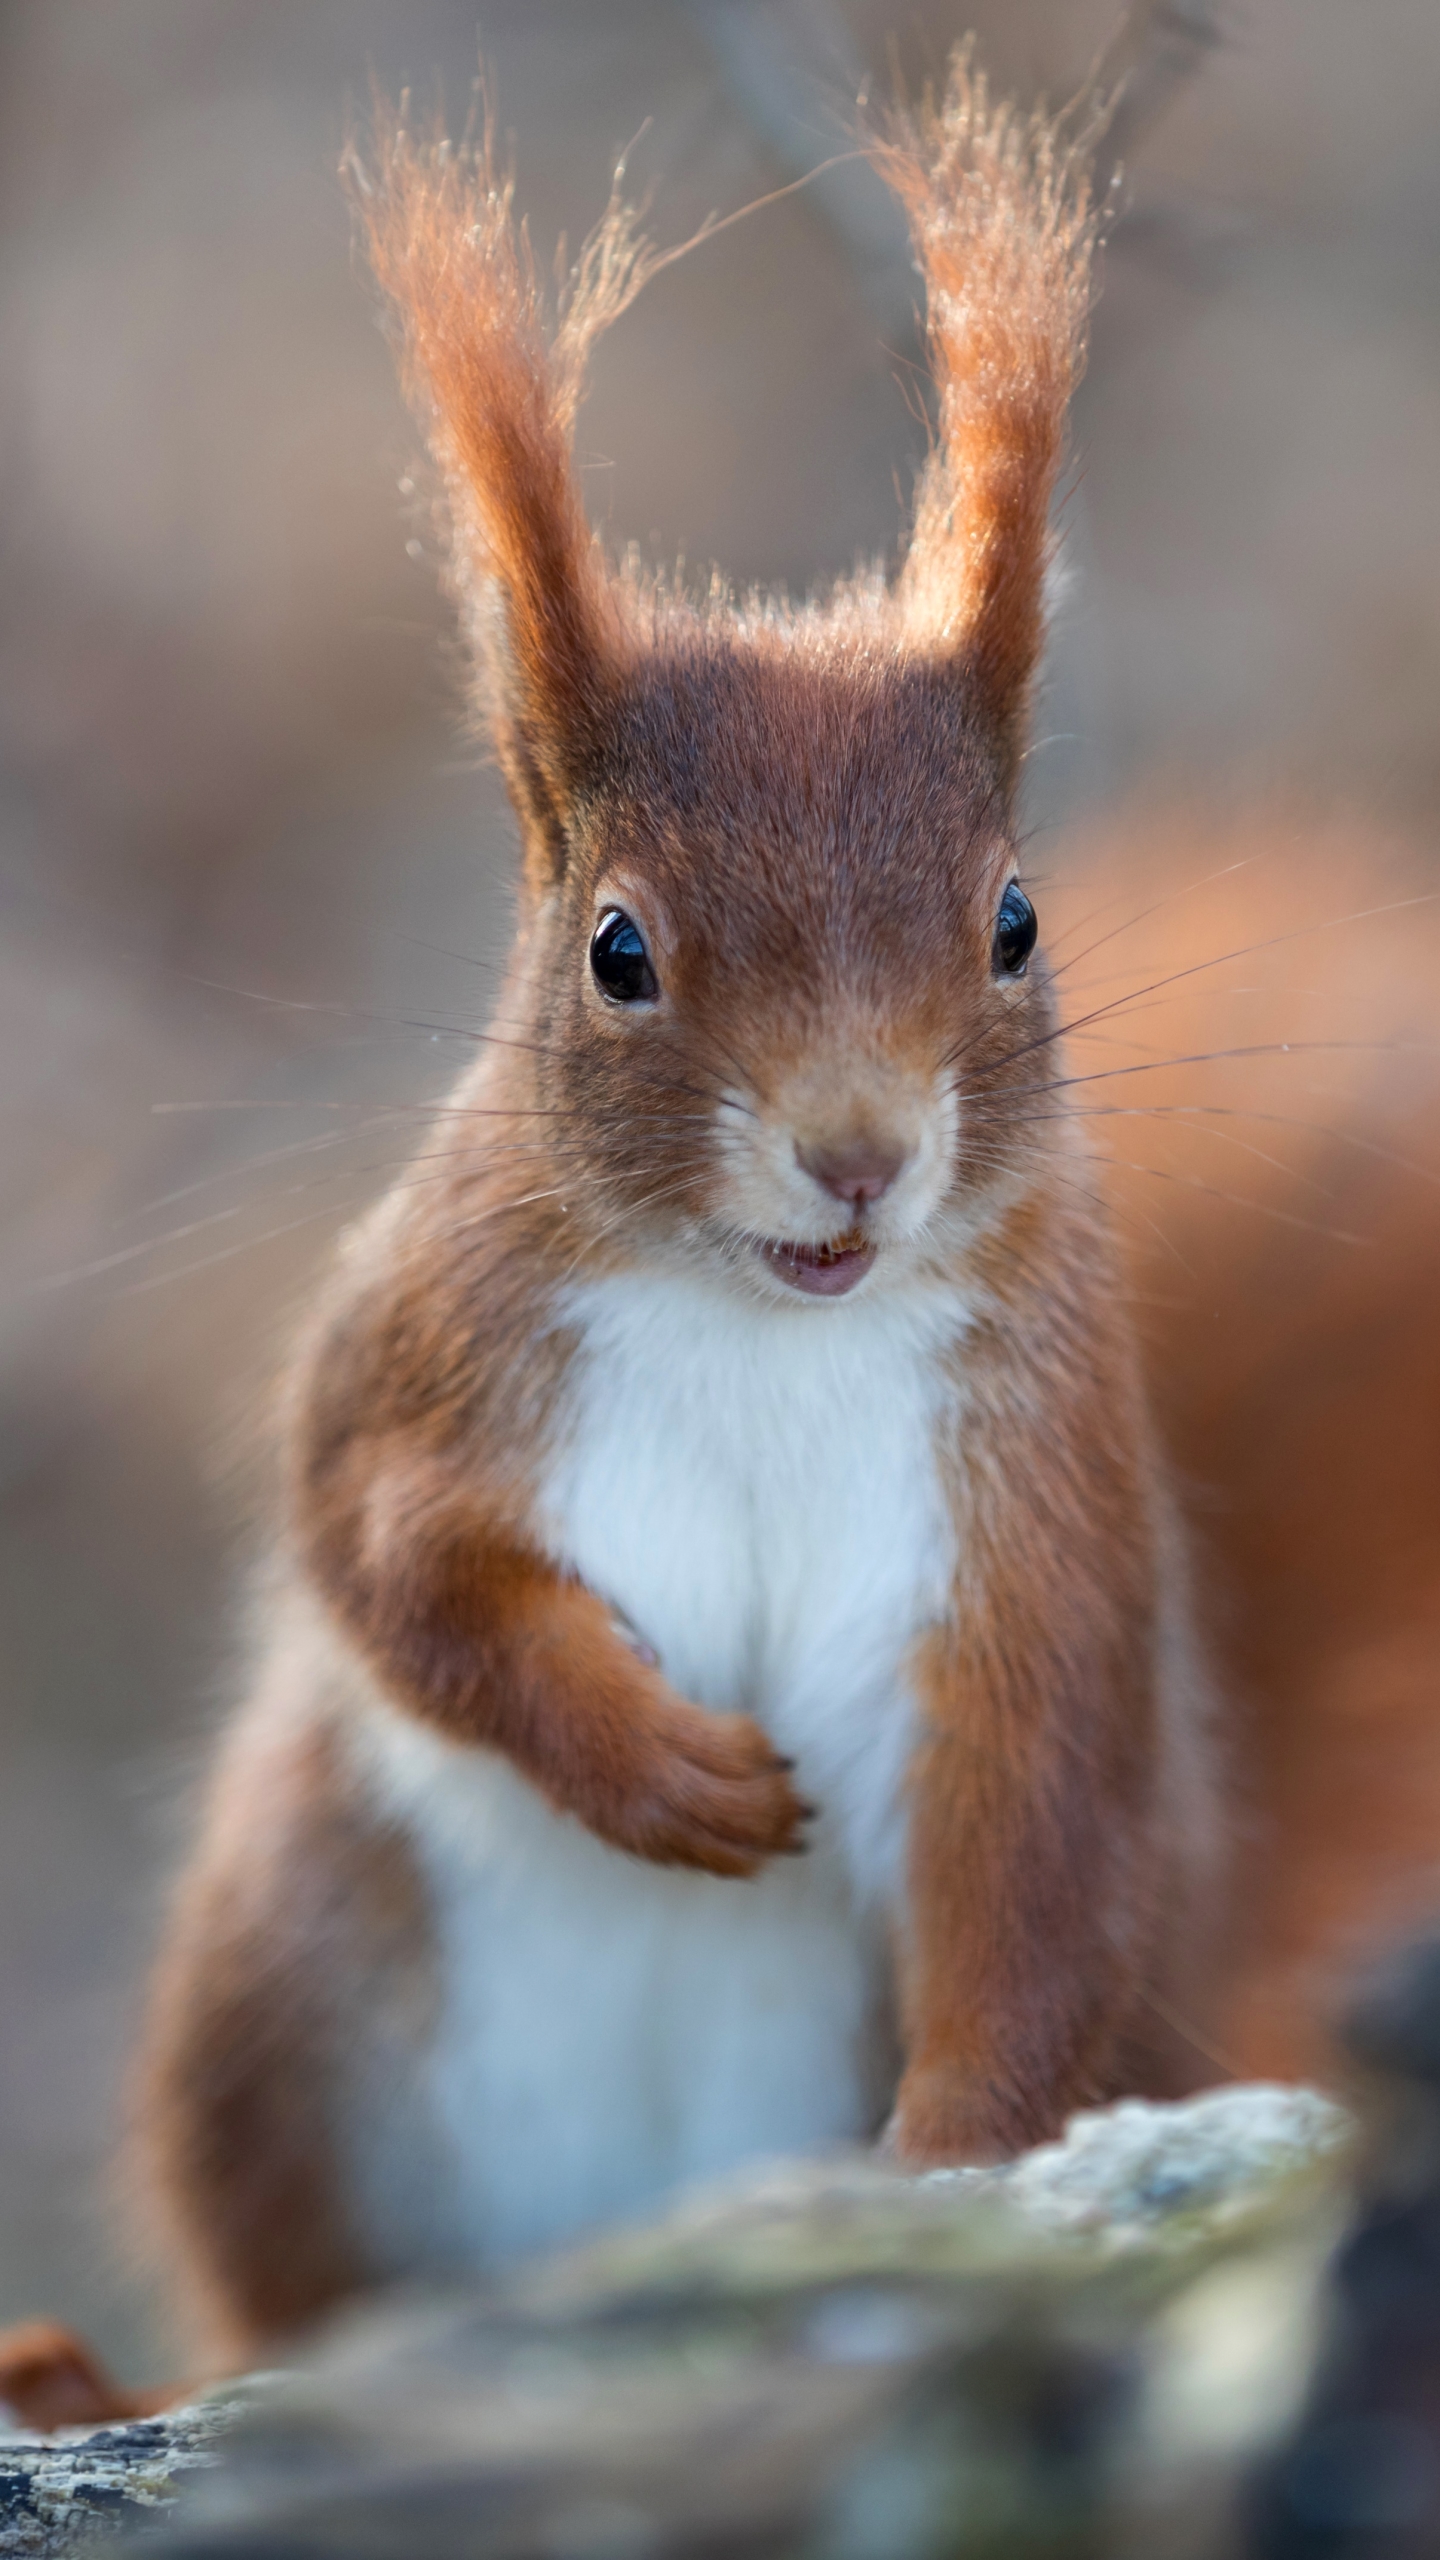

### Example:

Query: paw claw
xmin=615 ymin=1704 xmax=814 ymax=1873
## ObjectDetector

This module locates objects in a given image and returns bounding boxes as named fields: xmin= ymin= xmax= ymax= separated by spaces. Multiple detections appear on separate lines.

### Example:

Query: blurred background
xmin=1 ymin=0 xmax=1438 ymax=2380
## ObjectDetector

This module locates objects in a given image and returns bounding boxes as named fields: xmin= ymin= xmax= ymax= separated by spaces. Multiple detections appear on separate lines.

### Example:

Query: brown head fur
xmin=344 ymin=55 xmax=1110 ymax=1296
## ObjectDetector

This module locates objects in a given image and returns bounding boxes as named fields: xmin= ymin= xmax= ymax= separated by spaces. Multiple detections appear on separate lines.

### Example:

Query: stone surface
xmin=0 ymin=2084 xmax=1350 ymax=2558
xmin=0 ymin=2397 xmax=249 ymax=2558
xmin=978 ymin=2084 xmax=1348 ymax=2242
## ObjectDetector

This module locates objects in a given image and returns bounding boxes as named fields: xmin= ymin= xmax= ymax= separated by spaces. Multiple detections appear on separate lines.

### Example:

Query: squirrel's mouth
xmin=757 ymin=1228 xmax=876 ymax=1298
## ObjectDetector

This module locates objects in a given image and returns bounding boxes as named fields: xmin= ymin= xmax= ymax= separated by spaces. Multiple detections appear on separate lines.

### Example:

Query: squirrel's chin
xmin=754 ymin=1232 xmax=877 ymax=1298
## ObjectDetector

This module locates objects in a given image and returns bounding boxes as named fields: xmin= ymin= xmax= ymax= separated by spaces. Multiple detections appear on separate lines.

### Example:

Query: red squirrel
xmin=12 ymin=49 xmax=1438 ymax=2418
xmin=114 ymin=60 xmax=1222 ymax=2368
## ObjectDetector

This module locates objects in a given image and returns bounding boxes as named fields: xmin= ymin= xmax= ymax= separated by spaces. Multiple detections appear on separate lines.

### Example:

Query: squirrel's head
xmin=356 ymin=56 xmax=1098 ymax=1302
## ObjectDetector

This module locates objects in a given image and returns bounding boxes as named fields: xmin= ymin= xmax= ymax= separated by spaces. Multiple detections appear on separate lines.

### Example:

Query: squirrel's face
xmin=526 ymin=648 xmax=1062 ymax=1304
xmin=368 ymin=67 xmax=1096 ymax=1305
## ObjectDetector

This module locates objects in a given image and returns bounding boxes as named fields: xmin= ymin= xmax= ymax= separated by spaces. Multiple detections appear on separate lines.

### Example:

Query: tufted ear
xmin=875 ymin=47 xmax=1102 ymax=786
xmin=352 ymin=106 xmax=657 ymax=884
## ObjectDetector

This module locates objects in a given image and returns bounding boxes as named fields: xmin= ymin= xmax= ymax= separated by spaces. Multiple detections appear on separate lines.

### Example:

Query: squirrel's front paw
xmin=610 ymin=1703 xmax=814 ymax=1877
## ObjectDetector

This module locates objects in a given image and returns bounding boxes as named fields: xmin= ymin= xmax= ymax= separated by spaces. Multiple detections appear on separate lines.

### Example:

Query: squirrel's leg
xmin=0 ymin=1698 xmax=389 ymax=2410
xmin=888 ymin=1397 xmax=1171 ymax=2165
xmin=134 ymin=1692 xmax=433 ymax=2364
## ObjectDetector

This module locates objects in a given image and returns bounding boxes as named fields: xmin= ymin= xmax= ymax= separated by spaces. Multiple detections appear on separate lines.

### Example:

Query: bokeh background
xmin=2 ymin=0 xmax=1438 ymax=2378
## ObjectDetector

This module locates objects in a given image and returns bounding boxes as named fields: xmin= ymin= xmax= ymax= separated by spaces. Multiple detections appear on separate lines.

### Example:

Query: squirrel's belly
xmin=347 ymin=1706 xmax=896 ymax=2268
xmin=540 ymin=1271 xmax=962 ymax=1909
xmin=339 ymin=1276 xmax=959 ymax=2271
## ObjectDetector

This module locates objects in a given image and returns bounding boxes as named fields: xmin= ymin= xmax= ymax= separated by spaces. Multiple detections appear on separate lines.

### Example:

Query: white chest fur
xmin=351 ymin=1271 xmax=962 ymax=2270
xmin=542 ymin=1271 xmax=961 ymax=1902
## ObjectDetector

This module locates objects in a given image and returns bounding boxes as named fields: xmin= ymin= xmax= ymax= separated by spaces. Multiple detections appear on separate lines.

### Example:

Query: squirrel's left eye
xmin=992 ymin=884 xmax=1037 ymax=978
xmin=590 ymin=908 xmax=659 ymax=1004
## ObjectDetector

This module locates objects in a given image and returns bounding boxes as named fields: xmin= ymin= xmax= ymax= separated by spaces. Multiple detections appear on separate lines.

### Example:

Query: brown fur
xmin=893 ymin=1179 xmax=1191 ymax=2160
xmin=136 ymin=1662 xmax=436 ymax=2363
xmin=288 ymin=1115 xmax=810 ymax=1875
xmin=83 ymin=50 xmax=1438 ymax=2381
xmin=117 ymin=49 xmax=1183 ymax=2342
xmin=269 ymin=57 xmax=1187 ymax=2193
xmin=1057 ymin=809 xmax=1440 ymax=2081
xmin=877 ymin=44 xmax=1100 ymax=768
xmin=349 ymin=105 xmax=651 ymax=881
xmin=0 ymin=2322 xmax=172 ymax=2431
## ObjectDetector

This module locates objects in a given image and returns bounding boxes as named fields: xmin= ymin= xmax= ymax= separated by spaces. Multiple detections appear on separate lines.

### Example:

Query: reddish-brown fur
xmin=0 ymin=2324 xmax=171 ymax=2432
xmin=120 ymin=51 xmax=1189 ymax=2348
xmin=4 ymin=47 xmax=1437 ymax=2411
xmin=135 ymin=1685 xmax=436 ymax=2361
xmin=287 ymin=1165 xmax=806 ymax=1873
xmin=1062 ymin=811 xmax=1440 ymax=2082
xmin=876 ymin=45 xmax=1099 ymax=769
xmin=895 ymin=1191 xmax=1189 ymax=2160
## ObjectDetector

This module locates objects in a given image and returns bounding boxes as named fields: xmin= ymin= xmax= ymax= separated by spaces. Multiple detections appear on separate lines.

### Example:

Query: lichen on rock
xmin=0 ymin=2396 xmax=247 ymax=2558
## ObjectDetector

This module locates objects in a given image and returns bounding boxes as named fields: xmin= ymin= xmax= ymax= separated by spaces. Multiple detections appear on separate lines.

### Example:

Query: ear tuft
xmin=874 ymin=44 xmax=1105 ymax=773
xmin=348 ymin=98 xmax=659 ymax=873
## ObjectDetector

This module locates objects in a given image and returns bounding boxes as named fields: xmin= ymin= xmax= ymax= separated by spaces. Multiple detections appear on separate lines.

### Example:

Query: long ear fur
xmin=875 ymin=45 xmax=1102 ymax=776
xmin=350 ymin=105 xmax=659 ymax=878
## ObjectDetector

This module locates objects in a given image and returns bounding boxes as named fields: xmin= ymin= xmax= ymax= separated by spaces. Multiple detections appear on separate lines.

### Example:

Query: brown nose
xmin=797 ymin=1136 xmax=908 ymax=1211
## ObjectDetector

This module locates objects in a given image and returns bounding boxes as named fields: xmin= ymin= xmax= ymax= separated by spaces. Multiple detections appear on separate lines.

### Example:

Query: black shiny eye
xmin=589 ymin=908 xmax=659 ymax=1004
xmin=992 ymin=883 xmax=1038 ymax=977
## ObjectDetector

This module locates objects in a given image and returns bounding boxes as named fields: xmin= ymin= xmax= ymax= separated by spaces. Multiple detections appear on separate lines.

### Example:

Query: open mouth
xmin=758 ymin=1228 xmax=876 ymax=1298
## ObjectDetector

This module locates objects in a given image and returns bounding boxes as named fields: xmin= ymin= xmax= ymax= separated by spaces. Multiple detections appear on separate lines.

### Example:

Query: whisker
xmin=133 ymin=1098 xmax=720 ymax=1219
xmin=112 ymin=1204 xmax=360 ymax=1296
xmin=957 ymin=1135 xmax=1196 ymax=1272
xmin=153 ymin=1096 xmax=716 ymax=1124
xmin=991 ymin=1108 xmax=1337 ymax=1198
xmin=402 ymin=1185 xmax=572 ymax=1254
xmin=959 ymin=1037 xmax=1440 ymax=1113
xmin=43 ymin=1128 xmax=643 ymax=1294
xmin=1096 ymin=1158 xmax=1369 ymax=1246
xmin=979 ymin=1100 xmax=1440 ymax=1192
xmin=1045 ymin=850 xmax=1266 ymax=978
xmin=553 ymin=1169 xmax=713 ymax=1285
xmin=969 ymin=1119 xmax=1368 ymax=1245
xmin=945 ymin=892 xmax=1440 ymax=1091
xmin=136 ymin=1110 xmax=437 ymax=1217
xmin=385 ymin=927 xmax=510 ymax=979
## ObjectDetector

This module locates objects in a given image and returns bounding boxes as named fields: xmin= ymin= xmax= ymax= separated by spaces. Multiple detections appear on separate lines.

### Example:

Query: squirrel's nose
xmin=797 ymin=1136 xmax=908 ymax=1210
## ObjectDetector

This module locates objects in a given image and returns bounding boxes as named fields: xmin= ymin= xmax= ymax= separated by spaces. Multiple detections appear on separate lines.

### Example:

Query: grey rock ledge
xmin=0 ymin=2084 xmax=1351 ymax=2557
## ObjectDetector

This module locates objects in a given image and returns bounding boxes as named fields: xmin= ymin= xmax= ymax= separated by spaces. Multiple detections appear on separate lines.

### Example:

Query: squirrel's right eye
xmin=590 ymin=909 xmax=659 ymax=1005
